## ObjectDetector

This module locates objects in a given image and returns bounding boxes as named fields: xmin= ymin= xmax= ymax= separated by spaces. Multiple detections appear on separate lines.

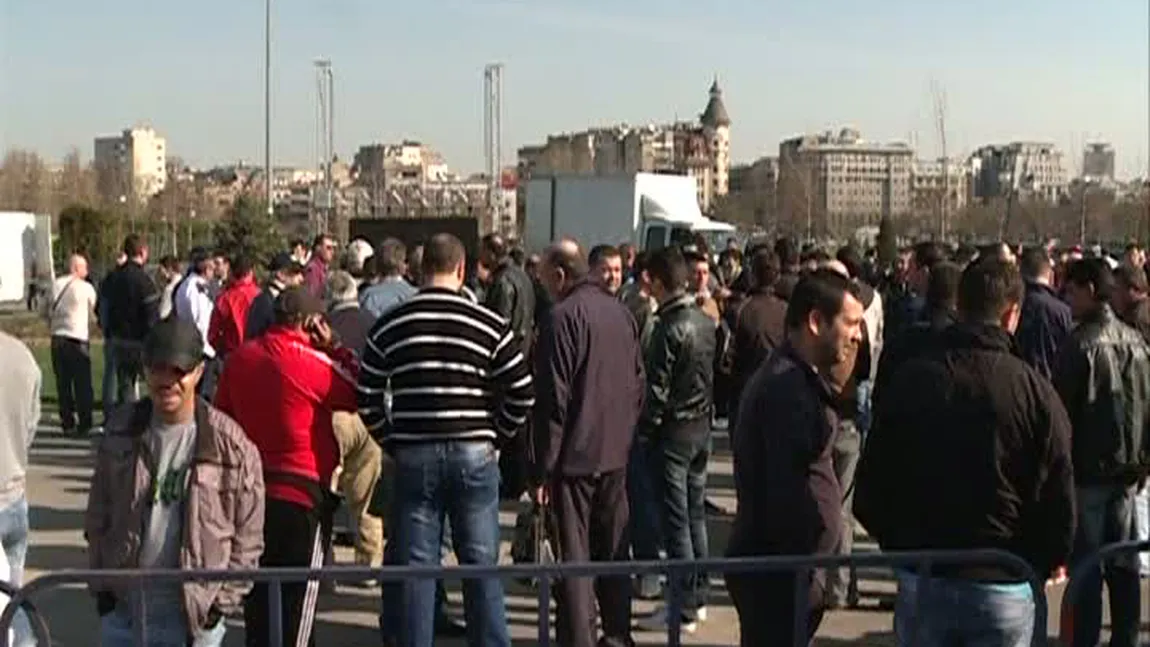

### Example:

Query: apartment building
xmin=516 ymin=80 xmax=732 ymax=212
xmin=777 ymin=128 xmax=913 ymax=236
xmin=94 ymin=126 xmax=167 ymax=202
xmin=910 ymin=159 xmax=970 ymax=215
xmin=1082 ymin=142 xmax=1116 ymax=182
xmin=970 ymin=142 xmax=1068 ymax=204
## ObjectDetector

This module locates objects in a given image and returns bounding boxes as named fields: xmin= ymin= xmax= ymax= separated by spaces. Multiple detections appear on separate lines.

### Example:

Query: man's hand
xmin=307 ymin=315 xmax=335 ymax=351
xmin=532 ymin=484 xmax=550 ymax=507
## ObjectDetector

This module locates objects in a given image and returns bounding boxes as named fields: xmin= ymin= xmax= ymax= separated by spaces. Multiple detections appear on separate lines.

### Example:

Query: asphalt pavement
xmin=20 ymin=422 xmax=1097 ymax=646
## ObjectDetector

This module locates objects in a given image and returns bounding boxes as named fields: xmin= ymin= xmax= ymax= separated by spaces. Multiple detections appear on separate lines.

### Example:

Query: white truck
xmin=0 ymin=212 xmax=54 ymax=303
xmin=523 ymin=173 xmax=735 ymax=254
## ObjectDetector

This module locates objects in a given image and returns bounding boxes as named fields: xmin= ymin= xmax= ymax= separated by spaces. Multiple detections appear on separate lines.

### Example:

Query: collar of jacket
xmin=1025 ymin=278 xmax=1059 ymax=299
xmin=942 ymin=322 xmax=1016 ymax=355
xmin=127 ymin=398 xmax=223 ymax=464
xmin=330 ymin=300 xmax=359 ymax=313
xmin=656 ymin=292 xmax=694 ymax=316
xmin=777 ymin=340 xmax=836 ymax=405
xmin=1080 ymin=303 xmax=1117 ymax=326
xmin=229 ymin=274 xmax=257 ymax=290
xmin=561 ymin=278 xmax=610 ymax=300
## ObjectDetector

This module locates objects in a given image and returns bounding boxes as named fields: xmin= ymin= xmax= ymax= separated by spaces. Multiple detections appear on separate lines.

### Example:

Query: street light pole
xmin=264 ymin=0 xmax=273 ymax=216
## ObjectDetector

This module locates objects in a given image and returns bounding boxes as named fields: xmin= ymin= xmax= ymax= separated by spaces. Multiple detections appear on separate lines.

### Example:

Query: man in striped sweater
xmin=358 ymin=233 xmax=533 ymax=647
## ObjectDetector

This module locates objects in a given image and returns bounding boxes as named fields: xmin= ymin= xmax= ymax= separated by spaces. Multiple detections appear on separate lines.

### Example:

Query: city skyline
xmin=2 ymin=0 xmax=1147 ymax=177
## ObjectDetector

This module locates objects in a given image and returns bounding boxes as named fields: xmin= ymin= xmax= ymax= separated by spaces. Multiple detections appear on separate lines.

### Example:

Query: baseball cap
xmin=269 ymin=251 xmax=305 ymax=274
xmin=144 ymin=319 xmax=205 ymax=372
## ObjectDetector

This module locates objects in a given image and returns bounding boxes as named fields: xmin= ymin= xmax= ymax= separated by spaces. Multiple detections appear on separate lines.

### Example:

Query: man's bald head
xmin=69 ymin=254 xmax=89 ymax=279
xmin=540 ymin=240 xmax=589 ymax=300
xmin=820 ymin=259 xmax=849 ymax=279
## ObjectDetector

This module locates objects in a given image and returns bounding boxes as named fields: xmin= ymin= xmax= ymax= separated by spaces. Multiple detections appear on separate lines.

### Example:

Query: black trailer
xmin=348 ymin=216 xmax=481 ymax=274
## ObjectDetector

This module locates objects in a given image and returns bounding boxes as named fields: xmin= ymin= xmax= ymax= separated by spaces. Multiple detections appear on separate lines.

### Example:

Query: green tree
xmin=56 ymin=203 xmax=118 ymax=271
xmin=212 ymin=195 xmax=285 ymax=267
xmin=876 ymin=216 xmax=898 ymax=268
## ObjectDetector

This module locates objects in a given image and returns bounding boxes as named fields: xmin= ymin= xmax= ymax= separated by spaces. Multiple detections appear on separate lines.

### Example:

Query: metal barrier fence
xmin=0 ymin=550 xmax=1044 ymax=647
xmin=1058 ymin=539 xmax=1150 ymax=646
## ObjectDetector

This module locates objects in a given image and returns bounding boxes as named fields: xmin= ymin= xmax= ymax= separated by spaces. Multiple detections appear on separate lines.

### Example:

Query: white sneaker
xmin=635 ymin=606 xmax=697 ymax=634
xmin=695 ymin=606 xmax=708 ymax=622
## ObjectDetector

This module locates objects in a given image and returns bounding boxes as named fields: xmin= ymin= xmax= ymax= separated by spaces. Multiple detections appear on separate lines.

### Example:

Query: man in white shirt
xmin=0 ymin=331 xmax=40 ymax=647
xmin=172 ymin=247 xmax=217 ymax=398
xmin=47 ymin=254 xmax=98 ymax=435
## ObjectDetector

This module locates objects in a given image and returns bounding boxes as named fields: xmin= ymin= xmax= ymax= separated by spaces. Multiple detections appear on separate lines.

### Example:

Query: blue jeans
xmin=380 ymin=520 xmax=454 ymax=639
xmin=0 ymin=497 xmax=31 ymax=647
xmin=627 ymin=438 xmax=663 ymax=561
xmin=894 ymin=572 xmax=1034 ymax=647
xmin=100 ymin=604 xmax=226 ymax=647
xmin=1072 ymin=484 xmax=1141 ymax=647
xmin=388 ymin=441 xmax=509 ymax=647
xmin=653 ymin=419 xmax=711 ymax=615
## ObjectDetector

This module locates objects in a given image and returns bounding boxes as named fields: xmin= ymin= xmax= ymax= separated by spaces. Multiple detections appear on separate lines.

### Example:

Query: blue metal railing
xmin=0 ymin=549 xmax=1045 ymax=647
xmin=1058 ymin=539 xmax=1150 ymax=646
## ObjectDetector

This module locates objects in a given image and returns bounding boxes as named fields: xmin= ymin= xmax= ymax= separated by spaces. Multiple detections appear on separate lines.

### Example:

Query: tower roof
xmin=700 ymin=78 xmax=731 ymax=128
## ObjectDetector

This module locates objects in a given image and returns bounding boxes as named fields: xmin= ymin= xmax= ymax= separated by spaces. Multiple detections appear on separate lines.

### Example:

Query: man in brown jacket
xmin=85 ymin=318 xmax=265 ymax=647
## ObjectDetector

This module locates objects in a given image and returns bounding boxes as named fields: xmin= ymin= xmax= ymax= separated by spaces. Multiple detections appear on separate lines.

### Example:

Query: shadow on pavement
xmin=29 ymin=505 xmax=86 ymax=533
xmin=815 ymin=631 xmax=897 ymax=646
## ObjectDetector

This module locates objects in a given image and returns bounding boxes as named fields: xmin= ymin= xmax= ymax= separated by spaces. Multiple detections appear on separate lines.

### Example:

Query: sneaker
xmin=635 ymin=606 xmax=697 ymax=634
xmin=694 ymin=606 xmax=708 ymax=622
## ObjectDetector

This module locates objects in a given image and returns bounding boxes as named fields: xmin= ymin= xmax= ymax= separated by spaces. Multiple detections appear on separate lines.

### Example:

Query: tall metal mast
xmin=314 ymin=59 xmax=334 ymax=236
xmin=483 ymin=63 xmax=504 ymax=235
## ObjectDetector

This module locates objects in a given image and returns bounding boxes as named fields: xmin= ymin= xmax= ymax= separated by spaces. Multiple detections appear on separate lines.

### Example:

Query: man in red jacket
xmin=214 ymin=286 xmax=358 ymax=647
xmin=207 ymin=254 xmax=261 ymax=360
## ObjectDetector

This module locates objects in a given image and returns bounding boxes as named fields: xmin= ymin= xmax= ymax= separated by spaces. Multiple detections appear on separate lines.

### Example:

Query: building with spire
xmin=517 ymin=80 xmax=733 ymax=212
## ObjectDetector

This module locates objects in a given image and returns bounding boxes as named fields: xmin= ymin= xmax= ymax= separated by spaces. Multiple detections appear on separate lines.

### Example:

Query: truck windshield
xmin=670 ymin=227 xmax=694 ymax=248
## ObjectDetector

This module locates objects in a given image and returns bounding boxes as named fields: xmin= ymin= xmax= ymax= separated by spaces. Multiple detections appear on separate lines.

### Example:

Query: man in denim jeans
xmin=1055 ymin=258 xmax=1150 ymax=647
xmin=359 ymin=234 xmax=534 ymax=647
xmin=635 ymin=247 xmax=716 ymax=634
xmin=857 ymin=260 xmax=1075 ymax=647
xmin=0 ymin=332 xmax=40 ymax=647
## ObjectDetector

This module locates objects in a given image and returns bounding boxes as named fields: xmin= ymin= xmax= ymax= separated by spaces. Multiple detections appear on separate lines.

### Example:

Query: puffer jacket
xmin=1054 ymin=305 xmax=1150 ymax=486
xmin=84 ymin=399 xmax=265 ymax=633
xmin=638 ymin=294 xmax=716 ymax=437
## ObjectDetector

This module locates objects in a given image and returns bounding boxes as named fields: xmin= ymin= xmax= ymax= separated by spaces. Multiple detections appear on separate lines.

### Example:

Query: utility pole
xmin=314 ymin=59 xmax=335 ymax=237
xmin=264 ymin=0 xmax=273 ymax=216
xmin=483 ymin=63 xmax=504 ymax=236
xmin=932 ymin=81 xmax=949 ymax=241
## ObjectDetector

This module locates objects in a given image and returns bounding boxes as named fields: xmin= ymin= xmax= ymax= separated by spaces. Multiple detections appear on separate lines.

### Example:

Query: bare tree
xmin=54 ymin=148 xmax=98 ymax=214
xmin=0 ymin=149 xmax=51 ymax=213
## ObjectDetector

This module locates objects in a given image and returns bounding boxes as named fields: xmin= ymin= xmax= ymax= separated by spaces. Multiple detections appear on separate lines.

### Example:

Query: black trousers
xmin=726 ymin=571 xmax=826 ymax=647
xmin=50 ymin=336 xmax=93 ymax=432
xmin=245 ymin=498 xmax=333 ymax=647
xmin=551 ymin=469 xmax=632 ymax=647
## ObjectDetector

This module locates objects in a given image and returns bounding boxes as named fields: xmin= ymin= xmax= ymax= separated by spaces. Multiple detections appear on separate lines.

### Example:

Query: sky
xmin=1 ymin=0 xmax=1148 ymax=177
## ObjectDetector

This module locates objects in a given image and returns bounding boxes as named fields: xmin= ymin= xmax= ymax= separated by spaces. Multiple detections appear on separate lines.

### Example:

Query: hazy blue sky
xmin=2 ymin=0 xmax=1147 ymax=177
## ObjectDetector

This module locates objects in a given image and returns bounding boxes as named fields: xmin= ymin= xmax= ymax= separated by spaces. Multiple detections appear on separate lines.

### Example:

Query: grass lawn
xmin=29 ymin=340 xmax=106 ymax=410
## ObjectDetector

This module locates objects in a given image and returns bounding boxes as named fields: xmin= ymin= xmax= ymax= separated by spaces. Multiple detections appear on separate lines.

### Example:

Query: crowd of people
xmin=0 ymin=228 xmax=1148 ymax=647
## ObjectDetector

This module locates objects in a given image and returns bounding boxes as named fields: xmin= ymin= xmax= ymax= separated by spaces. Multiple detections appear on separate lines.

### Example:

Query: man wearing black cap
xmin=215 ymin=286 xmax=360 ymax=647
xmin=86 ymin=318 xmax=265 ymax=647
xmin=244 ymin=251 xmax=305 ymax=340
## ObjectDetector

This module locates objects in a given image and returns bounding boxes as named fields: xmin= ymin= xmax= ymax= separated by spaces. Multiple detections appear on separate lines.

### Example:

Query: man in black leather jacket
xmin=1055 ymin=258 xmax=1150 ymax=647
xmin=480 ymin=234 xmax=536 ymax=351
xmin=479 ymin=234 xmax=537 ymax=499
xmin=635 ymin=246 xmax=716 ymax=633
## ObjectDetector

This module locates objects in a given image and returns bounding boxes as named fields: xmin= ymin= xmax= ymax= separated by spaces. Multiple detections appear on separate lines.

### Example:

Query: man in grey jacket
xmin=0 ymin=331 xmax=40 ymax=647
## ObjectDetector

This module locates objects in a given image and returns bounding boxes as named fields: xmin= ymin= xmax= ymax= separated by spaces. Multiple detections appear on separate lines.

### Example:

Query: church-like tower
xmin=700 ymin=77 xmax=732 ymax=198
